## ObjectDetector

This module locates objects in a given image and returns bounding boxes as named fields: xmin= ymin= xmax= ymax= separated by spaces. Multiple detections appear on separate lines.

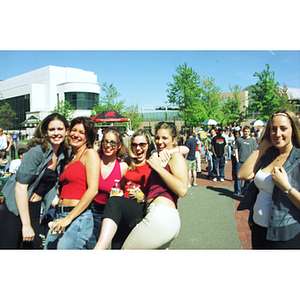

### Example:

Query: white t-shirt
xmin=9 ymin=159 xmax=21 ymax=174
xmin=0 ymin=135 xmax=7 ymax=150
xmin=253 ymin=169 xmax=274 ymax=227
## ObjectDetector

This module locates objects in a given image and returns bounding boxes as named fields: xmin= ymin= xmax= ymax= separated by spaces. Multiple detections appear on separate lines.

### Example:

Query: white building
xmin=0 ymin=65 xmax=100 ymax=130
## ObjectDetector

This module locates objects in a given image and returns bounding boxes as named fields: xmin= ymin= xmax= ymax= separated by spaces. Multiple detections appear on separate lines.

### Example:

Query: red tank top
xmin=146 ymin=164 xmax=179 ymax=208
xmin=93 ymin=157 xmax=122 ymax=204
xmin=123 ymin=163 xmax=152 ymax=198
xmin=59 ymin=149 xmax=87 ymax=200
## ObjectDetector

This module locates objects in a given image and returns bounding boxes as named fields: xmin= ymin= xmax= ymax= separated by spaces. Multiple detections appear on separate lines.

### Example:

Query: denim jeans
xmin=85 ymin=203 xmax=105 ymax=249
xmin=212 ymin=155 xmax=225 ymax=179
xmin=236 ymin=161 xmax=251 ymax=194
xmin=44 ymin=208 xmax=93 ymax=250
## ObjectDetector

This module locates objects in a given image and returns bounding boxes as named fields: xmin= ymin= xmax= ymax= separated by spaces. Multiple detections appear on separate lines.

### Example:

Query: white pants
xmin=196 ymin=151 xmax=201 ymax=172
xmin=121 ymin=203 xmax=181 ymax=249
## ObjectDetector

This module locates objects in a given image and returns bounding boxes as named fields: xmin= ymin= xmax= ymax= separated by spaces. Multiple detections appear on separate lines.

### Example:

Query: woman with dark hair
xmin=44 ymin=117 xmax=100 ymax=249
xmin=94 ymin=123 xmax=188 ymax=250
xmin=0 ymin=113 xmax=69 ymax=249
xmin=85 ymin=128 xmax=128 ymax=249
xmin=238 ymin=109 xmax=300 ymax=249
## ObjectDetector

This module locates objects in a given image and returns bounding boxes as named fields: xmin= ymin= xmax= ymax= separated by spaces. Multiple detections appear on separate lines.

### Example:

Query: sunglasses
xmin=102 ymin=140 xmax=118 ymax=147
xmin=132 ymin=142 xmax=148 ymax=148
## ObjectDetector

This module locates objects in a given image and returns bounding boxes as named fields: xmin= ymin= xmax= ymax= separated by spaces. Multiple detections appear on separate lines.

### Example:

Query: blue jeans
xmin=212 ymin=155 xmax=225 ymax=179
xmin=44 ymin=208 xmax=93 ymax=250
xmin=236 ymin=162 xmax=251 ymax=194
xmin=85 ymin=203 xmax=105 ymax=249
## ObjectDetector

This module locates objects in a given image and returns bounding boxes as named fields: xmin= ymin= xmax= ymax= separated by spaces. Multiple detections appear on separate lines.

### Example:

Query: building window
xmin=0 ymin=94 xmax=30 ymax=129
xmin=65 ymin=92 xmax=99 ymax=110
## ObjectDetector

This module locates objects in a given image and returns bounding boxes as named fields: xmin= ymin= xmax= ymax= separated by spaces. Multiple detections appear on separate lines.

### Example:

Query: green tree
xmin=52 ymin=100 xmax=76 ymax=122
xmin=166 ymin=62 xmax=201 ymax=126
xmin=198 ymin=76 xmax=222 ymax=121
xmin=0 ymin=102 xmax=17 ymax=130
xmin=247 ymin=64 xmax=293 ymax=121
xmin=92 ymin=82 xmax=127 ymax=116
xmin=123 ymin=104 xmax=144 ymax=130
xmin=220 ymin=85 xmax=246 ymax=125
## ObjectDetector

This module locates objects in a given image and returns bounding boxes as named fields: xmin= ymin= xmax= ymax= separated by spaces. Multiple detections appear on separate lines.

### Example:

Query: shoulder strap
xmin=79 ymin=148 xmax=88 ymax=161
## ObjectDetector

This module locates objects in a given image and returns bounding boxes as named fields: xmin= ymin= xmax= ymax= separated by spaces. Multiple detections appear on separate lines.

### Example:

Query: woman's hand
xmin=158 ymin=149 xmax=171 ymax=164
xmin=51 ymin=217 xmax=72 ymax=235
xmin=22 ymin=224 xmax=35 ymax=242
xmin=147 ymin=153 xmax=164 ymax=171
xmin=272 ymin=166 xmax=291 ymax=192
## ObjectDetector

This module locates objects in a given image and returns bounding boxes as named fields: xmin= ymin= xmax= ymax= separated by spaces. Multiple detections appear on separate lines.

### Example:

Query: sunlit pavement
xmin=170 ymin=158 xmax=252 ymax=250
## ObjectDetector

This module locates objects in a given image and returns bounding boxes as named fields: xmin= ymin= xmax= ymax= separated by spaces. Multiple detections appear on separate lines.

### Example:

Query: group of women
xmin=0 ymin=113 xmax=188 ymax=250
xmin=2 ymin=108 xmax=300 ymax=250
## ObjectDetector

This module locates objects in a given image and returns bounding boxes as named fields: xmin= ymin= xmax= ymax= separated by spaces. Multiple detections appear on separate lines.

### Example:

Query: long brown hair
xmin=27 ymin=113 xmax=70 ymax=157
xmin=259 ymin=109 xmax=300 ymax=148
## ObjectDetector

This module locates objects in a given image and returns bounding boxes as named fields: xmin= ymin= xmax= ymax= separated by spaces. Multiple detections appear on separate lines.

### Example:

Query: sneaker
xmin=220 ymin=178 xmax=224 ymax=182
xmin=192 ymin=182 xmax=197 ymax=187
xmin=188 ymin=184 xmax=191 ymax=188
xmin=212 ymin=178 xmax=217 ymax=182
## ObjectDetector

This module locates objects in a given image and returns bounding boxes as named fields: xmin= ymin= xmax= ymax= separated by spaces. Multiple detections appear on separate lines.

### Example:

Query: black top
xmin=34 ymin=168 xmax=57 ymax=198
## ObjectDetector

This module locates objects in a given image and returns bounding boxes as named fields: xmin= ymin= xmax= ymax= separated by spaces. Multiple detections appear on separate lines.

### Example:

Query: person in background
xmin=0 ymin=127 xmax=12 ymax=157
xmin=186 ymin=131 xmax=198 ymax=187
xmin=85 ymin=128 xmax=128 ymax=249
xmin=9 ymin=147 xmax=27 ymax=175
xmin=11 ymin=131 xmax=18 ymax=159
xmin=234 ymin=125 xmax=257 ymax=196
xmin=254 ymin=126 xmax=263 ymax=141
xmin=238 ymin=109 xmax=300 ymax=249
xmin=211 ymin=128 xmax=226 ymax=182
xmin=94 ymin=123 xmax=188 ymax=250
xmin=204 ymin=128 xmax=216 ymax=179
xmin=223 ymin=128 xmax=229 ymax=163
xmin=227 ymin=131 xmax=234 ymax=162
xmin=0 ymin=149 xmax=11 ymax=172
xmin=196 ymin=130 xmax=202 ymax=175
xmin=231 ymin=130 xmax=241 ymax=194
xmin=44 ymin=117 xmax=100 ymax=250
xmin=0 ymin=113 xmax=69 ymax=249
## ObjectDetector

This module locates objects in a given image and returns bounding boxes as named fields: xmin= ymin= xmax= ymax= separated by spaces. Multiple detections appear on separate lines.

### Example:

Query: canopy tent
xmin=19 ymin=115 xmax=41 ymax=140
xmin=92 ymin=110 xmax=130 ymax=123
xmin=202 ymin=119 xmax=219 ymax=126
xmin=19 ymin=115 xmax=41 ymax=128
xmin=250 ymin=120 xmax=266 ymax=126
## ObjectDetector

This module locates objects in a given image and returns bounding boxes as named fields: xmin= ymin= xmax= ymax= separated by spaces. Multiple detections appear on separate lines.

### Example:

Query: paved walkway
xmin=170 ymin=157 xmax=252 ymax=250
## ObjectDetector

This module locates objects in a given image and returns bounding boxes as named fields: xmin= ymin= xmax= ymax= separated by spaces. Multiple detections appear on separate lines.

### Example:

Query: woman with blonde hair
xmin=85 ymin=128 xmax=128 ymax=249
xmin=238 ymin=109 xmax=300 ymax=249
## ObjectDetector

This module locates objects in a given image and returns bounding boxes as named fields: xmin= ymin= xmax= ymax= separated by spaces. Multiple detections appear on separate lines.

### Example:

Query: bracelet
xmin=284 ymin=187 xmax=293 ymax=195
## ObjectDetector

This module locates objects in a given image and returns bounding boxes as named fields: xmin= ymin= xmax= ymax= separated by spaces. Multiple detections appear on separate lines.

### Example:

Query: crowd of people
xmin=1 ymin=109 xmax=300 ymax=250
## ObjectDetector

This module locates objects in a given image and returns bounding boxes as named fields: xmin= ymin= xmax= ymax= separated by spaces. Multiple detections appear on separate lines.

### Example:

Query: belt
xmin=55 ymin=205 xmax=75 ymax=213
xmin=55 ymin=205 xmax=91 ymax=214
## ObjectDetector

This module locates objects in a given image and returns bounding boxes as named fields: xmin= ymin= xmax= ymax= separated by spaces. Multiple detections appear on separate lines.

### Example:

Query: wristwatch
xmin=284 ymin=187 xmax=293 ymax=195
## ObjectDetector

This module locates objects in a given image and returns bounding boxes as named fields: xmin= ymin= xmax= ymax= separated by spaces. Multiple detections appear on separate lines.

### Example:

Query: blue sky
xmin=0 ymin=50 xmax=299 ymax=111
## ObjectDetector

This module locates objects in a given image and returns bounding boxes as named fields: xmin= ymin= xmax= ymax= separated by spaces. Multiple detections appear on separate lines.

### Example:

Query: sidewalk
xmin=170 ymin=157 xmax=252 ymax=250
